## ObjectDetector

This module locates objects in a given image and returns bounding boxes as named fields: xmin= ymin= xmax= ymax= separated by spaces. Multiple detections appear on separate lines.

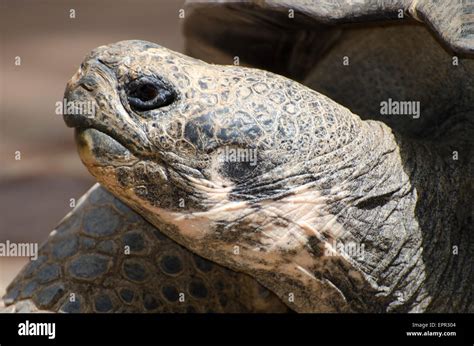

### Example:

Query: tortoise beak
xmin=75 ymin=127 xmax=134 ymax=168
xmin=62 ymin=90 xmax=95 ymax=129
xmin=63 ymin=58 xmax=112 ymax=128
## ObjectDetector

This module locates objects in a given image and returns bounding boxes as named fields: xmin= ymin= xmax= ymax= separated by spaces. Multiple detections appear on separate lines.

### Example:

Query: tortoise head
xmin=64 ymin=40 xmax=362 ymax=277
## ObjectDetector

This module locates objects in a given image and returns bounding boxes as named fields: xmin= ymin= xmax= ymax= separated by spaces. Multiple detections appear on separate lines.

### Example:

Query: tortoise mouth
xmin=75 ymin=128 xmax=137 ymax=167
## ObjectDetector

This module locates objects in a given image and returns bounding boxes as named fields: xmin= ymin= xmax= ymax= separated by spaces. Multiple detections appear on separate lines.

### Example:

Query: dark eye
xmin=127 ymin=76 xmax=176 ymax=111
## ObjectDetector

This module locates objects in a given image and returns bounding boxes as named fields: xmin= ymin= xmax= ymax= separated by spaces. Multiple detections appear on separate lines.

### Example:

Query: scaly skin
xmin=60 ymin=41 xmax=472 ymax=312
xmin=3 ymin=184 xmax=288 ymax=313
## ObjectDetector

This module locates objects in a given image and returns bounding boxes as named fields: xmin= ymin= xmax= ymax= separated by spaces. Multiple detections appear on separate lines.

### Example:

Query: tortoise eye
xmin=127 ymin=76 xmax=176 ymax=111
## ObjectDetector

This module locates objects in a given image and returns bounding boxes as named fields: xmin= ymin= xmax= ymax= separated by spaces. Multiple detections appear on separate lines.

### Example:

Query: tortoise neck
xmin=332 ymin=121 xmax=472 ymax=312
xmin=397 ymin=137 xmax=472 ymax=312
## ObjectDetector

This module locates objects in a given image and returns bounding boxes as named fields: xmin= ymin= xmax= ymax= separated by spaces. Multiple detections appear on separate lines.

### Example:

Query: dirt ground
xmin=0 ymin=0 xmax=186 ymax=296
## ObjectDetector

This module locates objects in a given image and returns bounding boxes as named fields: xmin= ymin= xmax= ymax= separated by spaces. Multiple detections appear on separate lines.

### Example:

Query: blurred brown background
xmin=0 ymin=0 xmax=186 ymax=296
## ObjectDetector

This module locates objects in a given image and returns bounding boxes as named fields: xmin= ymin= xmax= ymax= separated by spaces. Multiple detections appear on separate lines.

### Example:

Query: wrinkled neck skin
xmin=91 ymin=109 xmax=471 ymax=313
xmin=393 ymin=140 xmax=471 ymax=314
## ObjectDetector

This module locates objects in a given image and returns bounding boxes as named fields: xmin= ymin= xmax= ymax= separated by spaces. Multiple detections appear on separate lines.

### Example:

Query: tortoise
xmin=2 ymin=0 xmax=473 ymax=313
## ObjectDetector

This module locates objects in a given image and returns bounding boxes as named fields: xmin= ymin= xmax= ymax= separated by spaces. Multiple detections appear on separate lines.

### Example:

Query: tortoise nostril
xmin=79 ymin=75 xmax=99 ymax=92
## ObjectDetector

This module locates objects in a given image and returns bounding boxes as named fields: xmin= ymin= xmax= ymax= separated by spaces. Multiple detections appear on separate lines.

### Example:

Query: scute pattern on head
xmin=69 ymin=40 xmax=365 ymax=212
